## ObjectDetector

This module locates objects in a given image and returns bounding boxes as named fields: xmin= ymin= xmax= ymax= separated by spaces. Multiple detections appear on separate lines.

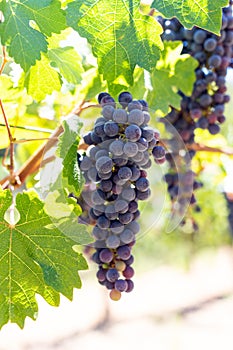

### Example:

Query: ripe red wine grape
xmin=78 ymin=91 xmax=165 ymax=299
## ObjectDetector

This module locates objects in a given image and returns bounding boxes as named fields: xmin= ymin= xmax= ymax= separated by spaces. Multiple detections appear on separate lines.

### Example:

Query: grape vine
xmin=0 ymin=0 xmax=232 ymax=330
xmin=159 ymin=3 xmax=233 ymax=230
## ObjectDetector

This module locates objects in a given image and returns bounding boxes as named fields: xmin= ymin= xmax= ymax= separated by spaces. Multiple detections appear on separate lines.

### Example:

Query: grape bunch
xmin=159 ymin=4 xmax=233 ymax=138
xmin=78 ymin=92 xmax=165 ymax=300
xmin=157 ymin=3 xmax=233 ymax=229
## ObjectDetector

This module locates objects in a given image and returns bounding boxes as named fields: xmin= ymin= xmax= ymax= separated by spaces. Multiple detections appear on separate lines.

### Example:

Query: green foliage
xmin=0 ymin=0 xmax=231 ymax=330
xmin=0 ymin=189 xmax=88 ymax=329
xmin=48 ymin=46 xmax=83 ymax=85
xmin=0 ymin=0 xmax=66 ymax=70
xmin=151 ymin=0 xmax=229 ymax=34
xmin=147 ymin=41 xmax=198 ymax=114
xmin=24 ymin=54 xmax=62 ymax=101
xmin=66 ymin=0 xmax=163 ymax=93
xmin=56 ymin=114 xmax=84 ymax=196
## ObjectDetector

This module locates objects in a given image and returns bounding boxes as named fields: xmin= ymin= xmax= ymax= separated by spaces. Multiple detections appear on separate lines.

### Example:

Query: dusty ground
xmin=0 ymin=246 xmax=233 ymax=350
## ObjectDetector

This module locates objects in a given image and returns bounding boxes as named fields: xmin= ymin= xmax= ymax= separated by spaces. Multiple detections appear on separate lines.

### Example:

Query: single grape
xmin=83 ymin=132 xmax=93 ymax=145
xmin=136 ymin=188 xmax=151 ymax=200
xmin=120 ymin=229 xmax=135 ymax=244
xmin=94 ymin=122 xmax=105 ymax=137
xmin=208 ymin=123 xmax=220 ymax=135
xmin=141 ymin=127 xmax=154 ymax=142
xmin=96 ymin=268 xmax=106 ymax=282
xmin=99 ymin=179 xmax=113 ymax=192
xmin=193 ymin=29 xmax=207 ymax=44
xmin=115 ymin=260 xmax=126 ymax=272
xmin=99 ymin=248 xmax=114 ymax=263
xmin=118 ymin=91 xmax=133 ymax=108
xmin=125 ymin=279 xmax=134 ymax=293
xmin=110 ymin=289 xmax=121 ymax=301
xmin=128 ymin=100 xmax=143 ymax=112
xmin=135 ymin=177 xmax=150 ymax=192
xmin=104 ymin=121 xmax=119 ymax=137
xmin=121 ymin=187 xmax=136 ymax=201
xmin=102 ymin=104 xmax=115 ymax=120
xmin=106 ymin=235 xmax=121 ymax=249
xmin=128 ymin=109 xmax=145 ymax=126
xmin=80 ymin=156 xmax=92 ymax=171
xmin=113 ymin=108 xmax=128 ymax=123
xmin=128 ymin=201 xmax=138 ymax=213
xmin=125 ymin=124 xmax=142 ymax=141
xmin=125 ymin=255 xmax=134 ymax=265
xmin=109 ymin=140 xmax=124 ymax=156
xmin=105 ymin=204 xmax=118 ymax=220
xmin=117 ymin=245 xmax=131 ymax=260
xmin=199 ymin=94 xmax=212 ymax=108
xmin=100 ymin=95 xmax=115 ymax=106
xmin=110 ymin=220 xmax=124 ymax=234
xmin=204 ymin=38 xmax=217 ymax=52
xmin=130 ymin=166 xmax=141 ymax=181
xmin=127 ymin=221 xmax=140 ymax=234
xmin=123 ymin=266 xmax=135 ymax=279
xmin=114 ymin=199 xmax=129 ymax=214
xmin=137 ymin=137 xmax=148 ymax=151
xmin=92 ymin=226 xmax=108 ymax=240
xmin=95 ymin=149 xmax=109 ymax=160
xmin=152 ymin=146 xmax=166 ymax=159
xmin=96 ymin=215 xmax=110 ymax=229
xmin=87 ymin=167 xmax=99 ymax=182
xmin=106 ymin=268 xmax=120 ymax=282
xmin=96 ymin=156 xmax=113 ymax=174
xmin=98 ymin=92 xmax=110 ymax=103
xmin=123 ymin=142 xmax=139 ymax=157
xmin=118 ymin=166 xmax=133 ymax=181
xmin=208 ymin=54 xmax=222 ymax=68
xmin=115 ymin=279 xmax=128 ymax=292
xmin=119 ymin=212 xmax=134 ymax=224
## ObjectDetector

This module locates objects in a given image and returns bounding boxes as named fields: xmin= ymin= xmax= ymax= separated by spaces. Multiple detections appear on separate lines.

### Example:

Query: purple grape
xmin=106 ymin=268 xmax=119 ymax=282
xmin=118 ymin=91 xmax=133 ymax=108
xmin=99 ymin=249 xmax=114 ymax=263
xmin=115 ymin=279 xmax=128 ymax=292
xmin=117 ymin=245 xmax=131 ymax=260
xmin=125 ymin=124 xmax=142 ymax=141
xmin=123 ymin=266 xmax=135 ymax=279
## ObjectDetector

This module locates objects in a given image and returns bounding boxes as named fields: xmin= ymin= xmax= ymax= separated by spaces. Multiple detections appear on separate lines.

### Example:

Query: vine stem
xmin=0 ymin=99 xmax=16 ymax=183
xmin=0 ymin=45 xmax=16 ymax=183
xmin=187 ymin=142 xmax=233 ymax=156
xmin=0 ymin=46 xmax=8 ymax=75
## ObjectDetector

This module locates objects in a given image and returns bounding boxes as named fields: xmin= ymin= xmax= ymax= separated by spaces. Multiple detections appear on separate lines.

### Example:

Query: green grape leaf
xmin=147 ymin=41 xmax=198 ymax=115
xmin=151 ymin=0 xmax=229 ymax=34
xmin=0 ymin=189 xmax=88 ymax=329
xmin=80 ymin=68 xmax=106 ymax=102
xmin=56 ymin=114 xmax=84 ymax=196
xmin=0 ymin=0 xmax=66 ymax=71
xmin=66 ymin=0 xmax=163 ymax=88
xmin=48 ymin=47 xmax=83 ymax=85
xmin=24 ymin=54 xmax=62 ymax=101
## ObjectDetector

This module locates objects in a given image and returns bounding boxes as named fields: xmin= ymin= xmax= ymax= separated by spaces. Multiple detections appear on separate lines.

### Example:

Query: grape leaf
xmin=56 ymin=114 xmax=84 ymax=196
xmin=48 ymin=47 xmax=83 ymax=85
xmin=151 ymin=0 xmax=229 ymax=34
xmin=0 ymin=0 xmax=66 ymax=71
xmin=0 ymin=189 xmax=88 ymax=329
xmin=147 ymin=41 xmax=198 ymax=115
xmin=66 ymin=0 xmax=163 ymax=88
xmin=24 ymin=54 xmax=62 ymax=101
